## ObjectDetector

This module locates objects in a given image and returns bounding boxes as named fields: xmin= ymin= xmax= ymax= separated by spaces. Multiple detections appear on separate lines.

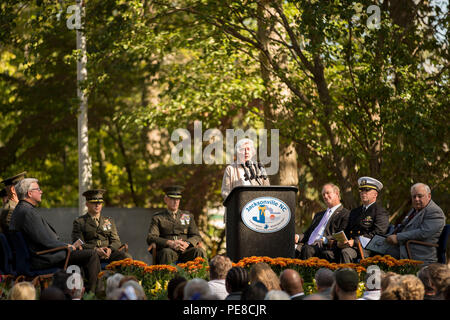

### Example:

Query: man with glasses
xmin=9 ymin=178 xmax=101 ymax=293
xmin=384 ymin=183 xmax=445 ymax=264
xmin=336 ymin=177 xmax=389 ymax=263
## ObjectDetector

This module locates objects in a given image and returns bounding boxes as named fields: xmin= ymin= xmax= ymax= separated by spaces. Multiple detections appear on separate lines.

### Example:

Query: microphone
xmin=245 ymin=160 xmax=256 ymax=180
xmin=252 ymin=162 xmax=262 ymax=184
xmin=257 ymin=162 xmax=268 ymax=180
xmin=241 ymin=163 xmax=250 ymax=181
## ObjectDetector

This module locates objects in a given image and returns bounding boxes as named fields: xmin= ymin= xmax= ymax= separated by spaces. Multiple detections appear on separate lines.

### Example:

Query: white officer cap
xmin=358 ymin=176 xmax=383 ymax=192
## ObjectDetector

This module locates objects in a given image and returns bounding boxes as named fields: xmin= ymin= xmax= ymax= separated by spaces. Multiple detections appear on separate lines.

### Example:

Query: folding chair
xmin=8 ymin=232 xmax=71 ymax=289
xmin=406 ymin=224 xmax=450 ymax=263
xmin=0 ymin=233 xmax=16 ymax=284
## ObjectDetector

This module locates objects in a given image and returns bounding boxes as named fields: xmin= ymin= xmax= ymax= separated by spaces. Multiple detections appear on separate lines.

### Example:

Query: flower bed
xmin=104 ymin=255 xmax=423 ymax=300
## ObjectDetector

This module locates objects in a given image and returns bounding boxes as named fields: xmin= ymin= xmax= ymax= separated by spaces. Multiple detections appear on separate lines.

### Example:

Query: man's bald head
xmin=279 ymin=269 xmax=304 ymax=296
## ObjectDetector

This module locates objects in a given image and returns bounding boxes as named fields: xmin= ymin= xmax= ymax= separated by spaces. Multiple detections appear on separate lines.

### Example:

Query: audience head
xmin=380 ymin=274 xmax=424 ymax=300
xmin=168 ymin=276 xmax=187 ymax=300
xmin=249 ymin=262 xmax=281 ymax=291
xmin=173 ymin=281 xmax=187 ymax=300
xmin=333 ymin=268 xmax=359 ymax=300
xmin=209 ymin=255 xmax=233 ymax=280
xmin=241 ymin=281 xmax=268 ymax=300
xmin=264 ymin=290 xmax=290 ymax=300
xmin=418 ymin=263 xmax=450 ymax=299
xmin=226 ymin=267 xmax=249 ymax=294
xmin=315 ymin=267 xmax=335 ymax=292
xmin=279 ymin=268 xmax=304 ymax=296
xmin=8 ymin=282 xmax=36 ymax=300
xmin=120 ymin=280 xmax=146 ymax=300
xmin=39 ymin=286 xmax=66 ymax=300
xmin=184 ymin=278 xmax=213 ymax=300
xmin=106 ymin=273 xmax=125 ymax=298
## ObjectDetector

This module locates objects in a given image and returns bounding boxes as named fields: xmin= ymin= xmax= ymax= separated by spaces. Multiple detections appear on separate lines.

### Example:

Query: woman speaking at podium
xmin=221 ymin=138 xmax=270 ymax=200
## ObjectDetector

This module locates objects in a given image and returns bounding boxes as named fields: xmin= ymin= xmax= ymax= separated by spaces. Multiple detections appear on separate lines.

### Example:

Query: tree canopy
xmin=1 ymin=0 xmax=448 ymax=246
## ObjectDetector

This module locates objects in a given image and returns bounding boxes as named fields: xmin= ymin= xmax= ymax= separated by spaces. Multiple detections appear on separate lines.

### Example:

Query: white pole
xmin=76 ymin=0 xmax=91 ymax=215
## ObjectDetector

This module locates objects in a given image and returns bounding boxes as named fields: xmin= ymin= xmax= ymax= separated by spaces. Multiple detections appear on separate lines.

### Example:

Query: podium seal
xmin=241 ymin=196 xmax=291 ymax=233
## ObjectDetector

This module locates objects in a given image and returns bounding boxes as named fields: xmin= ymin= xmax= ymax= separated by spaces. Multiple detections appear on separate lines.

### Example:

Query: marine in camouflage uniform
xmin=147 ymin=186 xmax=206 ymax=265
xmin=0 ymin=172 xmax=26 ymax=233
xmin=72 ymin=189 xmax=132 ymax=263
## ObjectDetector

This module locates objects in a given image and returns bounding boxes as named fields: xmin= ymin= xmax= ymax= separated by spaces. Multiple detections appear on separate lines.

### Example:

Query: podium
xmin=223 ymin=186 xmax=298 ymax=262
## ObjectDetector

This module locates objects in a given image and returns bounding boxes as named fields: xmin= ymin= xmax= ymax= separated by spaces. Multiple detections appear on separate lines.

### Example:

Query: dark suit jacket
xmin=344 ymin=201 xmax=389 ymax=240
xmin=9 ymin=200 xmax=68 ymax=269
xmin=72 ymin=214 xmax=123 ymax=251
xmin=301 ymin=205 xmax=350 ymax=244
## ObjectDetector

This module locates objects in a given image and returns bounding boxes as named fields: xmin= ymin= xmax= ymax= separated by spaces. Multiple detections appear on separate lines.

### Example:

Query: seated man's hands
xmin=337 ymin=239 xmax=354 ymax=249
xmin=96 ymin=247 xmax=112 ymax=259
xmin=386 ymin=234 xmax=398 ymax=245
xmin=168 ymin=239 xmax=190 ymax=252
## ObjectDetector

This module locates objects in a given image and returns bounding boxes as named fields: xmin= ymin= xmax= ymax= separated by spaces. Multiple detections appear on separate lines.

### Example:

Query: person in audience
xmin=264 ymin=290 xmax=290 ymax=300
xmin=173 ymin=281 xmax=187 ymax=300
xmin=225 ymin=267 xmax=249 ymax=300
xmin=380 ymin=275 xmax=425 ymax=300
xmin=9 ymin=178 xmax=101 ymax=293
xmin=8 ymin=281 xmax=36 ymax=300
xmin=358 ymin=269 xmax=383 ymax=300
xmin=279 ymin=269 xmax=305 ymax=300
xmin=121 ymin=280 xmax=147 ymax=300
xmin=337 ymin=177 xmax=389 ymax=263
xmin=249 ymin=262 xmax=281 ymax=291
xmin=208 ymin=255 xmax=232 ymax=300
xmin=314 ymin=267 xmax=335 ymax=299
xmin=418 ymin=263 xmax=450 ymax=300
xmin=39 ymin=286 xmax=66 ymax=300
xmin=385 ymin=183 xmax=445 ymax=264
xmin=105 ymin=273 xmax=125 ymax=299
xmin=51 ymin=270 xmax=85 ymax=300
xmin=296 ymin=183 xmax=349 ymax=261
xmin=241 ymin=281 xmax=268 ymax=300
xmin=184 ymin=278 xmax=215 ymax=300
xmin=168 ymin=276 xmax=187 ymax=300
xmin=331 ymin=268 xmax=359 ymax=300
xmin=418 ymin=265 xmax=440 ymax=300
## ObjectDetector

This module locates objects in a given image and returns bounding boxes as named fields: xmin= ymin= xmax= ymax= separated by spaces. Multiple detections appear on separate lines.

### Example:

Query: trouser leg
xmin=157 ymin=248 xmax=179 ymax=265
xmin=178 ymin=247 xmax=207 ymax=263
xmin=68 ymin=249 xmax=101 ymax=293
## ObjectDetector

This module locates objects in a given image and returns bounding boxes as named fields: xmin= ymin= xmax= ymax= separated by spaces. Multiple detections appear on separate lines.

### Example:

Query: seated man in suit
xmin=384 ymin=183 xmax=445 ymax=264
xmin=72 ymin=189 xmax=132 ymax=263
xmin=9 ymin=178 xmax=101 ymax=293
xmin=336 ymin=177 xmax=389 ymax=263
xmin=146 ymin=185 xmax=206 ymax=265
xmin=296 ymin=183 xmax=349 ymax=261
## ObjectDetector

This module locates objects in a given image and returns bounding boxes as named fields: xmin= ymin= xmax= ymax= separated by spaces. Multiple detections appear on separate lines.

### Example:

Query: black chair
xmin=0 ymin=233 xmax=16 ymax=283
xmin=406 ymin=224 xmax=450 ymax=263
xmin=8 ymin=232 xmax=71 ymax=288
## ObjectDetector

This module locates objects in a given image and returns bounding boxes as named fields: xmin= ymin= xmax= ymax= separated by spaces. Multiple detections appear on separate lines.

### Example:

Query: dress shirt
xmin=307 ymin=204 xmax=341 ymax=245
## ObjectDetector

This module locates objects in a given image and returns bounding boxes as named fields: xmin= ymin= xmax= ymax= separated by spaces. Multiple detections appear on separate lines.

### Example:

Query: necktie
xmin=308 ymin=208 xmax=332 ymax=245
